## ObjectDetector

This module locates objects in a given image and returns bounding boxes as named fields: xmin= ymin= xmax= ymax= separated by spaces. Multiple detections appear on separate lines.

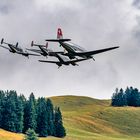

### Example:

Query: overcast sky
xmin=0 ymin=0 xmax=140 ymax=99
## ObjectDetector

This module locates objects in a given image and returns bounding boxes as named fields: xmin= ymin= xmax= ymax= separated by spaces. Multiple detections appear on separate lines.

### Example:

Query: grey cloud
xmin=0 ymin=0 xmax=139 ymax=99
xmin=132 ymin=0 xmax=140 ymax=9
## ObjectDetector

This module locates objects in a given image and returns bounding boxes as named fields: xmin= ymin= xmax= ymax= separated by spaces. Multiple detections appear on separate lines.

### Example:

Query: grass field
xmin=1 ymin=95 xmax=140 ymax=140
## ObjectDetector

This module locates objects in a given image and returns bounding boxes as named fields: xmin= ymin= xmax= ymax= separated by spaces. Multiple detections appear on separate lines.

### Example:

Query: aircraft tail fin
xmin=57 ymin=28 xmax=63 ymax=39
xmin=46 ymin=28 xmax=71 ymax=42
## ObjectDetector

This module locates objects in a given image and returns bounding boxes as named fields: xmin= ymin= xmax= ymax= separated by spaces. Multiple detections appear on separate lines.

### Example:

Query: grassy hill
xmin=1 ymin=95 xmax=140 ymax=140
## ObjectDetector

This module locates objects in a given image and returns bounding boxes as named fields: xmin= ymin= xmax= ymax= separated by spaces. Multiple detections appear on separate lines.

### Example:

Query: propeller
xmin=45 ymin=42 xmax=48 ymax=48
xmin=1 ymin=38 xmax=4 ymax=44
xmin=31 ymin=41 xmax=34 ymax=47
xmin=15 ymin=42 xmax=18 ymax=48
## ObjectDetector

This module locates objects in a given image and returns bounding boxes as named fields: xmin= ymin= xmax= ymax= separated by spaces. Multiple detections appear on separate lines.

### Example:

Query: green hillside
xmin=1 ymin=95 xmax=140 ymax=140
xmin=50 ymin=95 xmax=140 ymax=140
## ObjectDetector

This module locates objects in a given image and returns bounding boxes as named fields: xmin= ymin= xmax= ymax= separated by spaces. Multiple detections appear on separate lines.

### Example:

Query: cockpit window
xmin=65 ymin=42 xmax=86 ymax=52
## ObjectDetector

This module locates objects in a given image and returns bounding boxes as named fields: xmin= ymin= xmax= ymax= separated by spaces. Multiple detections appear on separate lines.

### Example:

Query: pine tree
xmin=24 ymin=128 xmax=38 ymax=140
xmin=15 ymin=96 xmax=24 ymax=133
xmin=130 ymin=88 xmax=140 ymax=107
xmin=117 ymin=88 xmax=127 ymax=106
xmin=0 ymin=90 xmax=5 ymax=127
xmin=46 ymin=99 xmax=55 ymax=136
xmin=54 ymin=107 xmax=66 ymax=137
xmin=2 ymin=91 xmax=17 ymax=132
xmin=24 ymin=93 xmax=37 ymax=132
xmin=111 ymin=88 xmax=119 ymax=106
xmin=111 ymin=88 xmax=127 ymax=106
xmin=125 ymin=87 xmax=132 ymax=106
xmin=36 ymin=97 xmax=48 ymax=137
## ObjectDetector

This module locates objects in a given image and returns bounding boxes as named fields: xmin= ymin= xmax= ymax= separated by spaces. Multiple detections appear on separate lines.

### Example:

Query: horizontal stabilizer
xmin=46 ymin=39 xmax=71 ymax=42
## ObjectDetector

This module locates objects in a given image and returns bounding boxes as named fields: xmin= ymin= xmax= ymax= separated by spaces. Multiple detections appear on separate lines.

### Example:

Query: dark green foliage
xmin=24 ymin=93 xmax=37 ymax=132
xmin=111 ymin=88 xmax=127 ymax=106
xmin=54 ymin=107 xmax=66 ymax=137
xmin=46 ymin=99 xmax=55 ymax=136
xmin=2 ymin=91 xmax=17 ymax=132
xmin=15 ymin=96 xmax=24 ymax=133
xmin=0 ymin=91 xmax=5 ymax=127
xmin=111 ymin=87 xmax=140 ymax=107
xmin=24 ymin=128 xmax=38 ymax=140
xmin=36 ymin=97 xmax=48 ymax=137
xmin=0 ymin=90 xmax=66 ymax=137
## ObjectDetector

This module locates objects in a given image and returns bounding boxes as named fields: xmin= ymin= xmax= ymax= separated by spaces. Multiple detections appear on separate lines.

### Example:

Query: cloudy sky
xmin=0 ymin=0 xmax=140 ymax=99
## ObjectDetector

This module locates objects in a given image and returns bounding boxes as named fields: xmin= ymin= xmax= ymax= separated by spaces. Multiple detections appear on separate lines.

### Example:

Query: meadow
xmin=1 ymin=95 xmax=140 ymax=140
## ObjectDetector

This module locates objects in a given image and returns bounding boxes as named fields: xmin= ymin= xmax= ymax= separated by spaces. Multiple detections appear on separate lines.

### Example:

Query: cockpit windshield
xmin=65 ymin=42 xmax=86 ymax=52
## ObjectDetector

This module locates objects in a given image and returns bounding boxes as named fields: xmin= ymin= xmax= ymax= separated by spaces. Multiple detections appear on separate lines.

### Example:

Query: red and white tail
xmin=57 ymin=28 xmax=63 ymax=39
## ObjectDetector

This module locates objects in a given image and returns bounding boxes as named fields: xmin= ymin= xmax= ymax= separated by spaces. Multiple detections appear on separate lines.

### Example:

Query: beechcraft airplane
xmin=39 ymin=53 xmax=88 ymax=68
xmin=46 ymin=28 xmax=119 ymax=60
xmin=26 ymin=41 xmax=64 ymax=57
xmin=0 ymin=38 xmax=40 ymax=58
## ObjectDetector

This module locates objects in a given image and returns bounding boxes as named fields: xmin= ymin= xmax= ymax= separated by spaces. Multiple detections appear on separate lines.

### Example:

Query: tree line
xmin=111 ymin=87 xmax=140 ymax=107
xmin=0 ymin=90 xmax=66 ymax=138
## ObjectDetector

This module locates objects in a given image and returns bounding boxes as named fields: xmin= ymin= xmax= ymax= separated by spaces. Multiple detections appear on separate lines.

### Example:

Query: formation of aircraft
xmin=0 ymin=28 xmax=119 ymax=67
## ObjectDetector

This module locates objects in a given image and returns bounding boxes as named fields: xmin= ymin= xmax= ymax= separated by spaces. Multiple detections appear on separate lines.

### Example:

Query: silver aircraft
xmin=39 ymin=53 xmax=89 ymax=68
xmin=0 ymin=38 xmax=40 ymax=58
xmin=26 ymin=41 xmax=65 ymax=57
xmin=46 ymin=28 xmax=119 ymax=60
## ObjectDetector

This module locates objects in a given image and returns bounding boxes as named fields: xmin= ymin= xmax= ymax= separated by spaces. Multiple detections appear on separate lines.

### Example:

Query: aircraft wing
xmin=27 ymin=53 xmax=41 ymax=56
xmin=18 ymin=52 xmax=41 ymax=56
xmin=26 ymin=48 xmax=42 ymax=53
xmin=39 ymin=58 xmax=88 ymax=63
xmin=66 ymin=58 xmax=89 ymax=63
xmin=77 ymin=46 xmax=119 ymax=56
xmin=39 ymin=60 xmax=59 ymax=64
xmin=0 ymin=45 xmax=10 ymax=50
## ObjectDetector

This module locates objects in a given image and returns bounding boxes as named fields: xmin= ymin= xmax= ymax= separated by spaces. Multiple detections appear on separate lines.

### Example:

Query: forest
xmin=0 ymin=90 xmax=66 ymax=138
xmin=111 ymin=87 xmax=140 ymax=107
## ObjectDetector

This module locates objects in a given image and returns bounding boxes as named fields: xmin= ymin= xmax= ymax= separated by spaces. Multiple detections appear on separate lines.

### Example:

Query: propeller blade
xmin=1 ymin=38 xmax=4 ymax=44
xmin=16 ymin=42 xmax=18 ymax=47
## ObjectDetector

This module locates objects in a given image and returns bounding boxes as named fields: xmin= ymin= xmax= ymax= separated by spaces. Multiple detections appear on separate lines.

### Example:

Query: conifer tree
xmin=15 ymin=96 xmax=24 ymax=133
xmin=111 ymin=88 xmax=127 ymax=106
xmin=2 ymin=91 xmax=17 ymax=132
xmin=46 ymin=99 xmax=55 ymax=136
xmin=0 ymin=90 xmax=5 ymax=127
xmin=125 ymin=87 xmax=133 ymax=106
xmin=129 ymin=88 xmax=140 ymax=107
xmin=54 ymin=107 xmax=66 ymax=137
xmin=111 ymin=88 xmax=119 ymax=106
xmin=24 ymin=93 xmax=37 ymax=132
xmin=36 ymin=97 xmax=48 ymax=137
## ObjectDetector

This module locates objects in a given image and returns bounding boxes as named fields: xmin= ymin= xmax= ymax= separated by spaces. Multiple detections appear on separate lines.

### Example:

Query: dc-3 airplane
xmin=46 ymin=28 xmax=119 ymax=60
xmin=0 ymin=38 xmax=40 ymax=58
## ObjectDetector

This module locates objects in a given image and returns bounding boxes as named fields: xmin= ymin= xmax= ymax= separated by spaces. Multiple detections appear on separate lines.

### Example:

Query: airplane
xmin=39 ymin=53 xmax=89 ymax=68
xmin=26 ymin=41 xmax=64 ymax=57
xmin=0 ymin=38 xmax=40 ymax=58
xmin=46 ymin=28 xmax=119 ymax=60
